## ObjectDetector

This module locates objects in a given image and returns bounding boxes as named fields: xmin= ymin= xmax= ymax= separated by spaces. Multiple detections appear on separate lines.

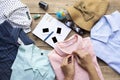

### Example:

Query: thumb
xmin=71 ymin=55 xmax=75 ymax=65
xmin=75 ymin=55 xmax=82 ymax=66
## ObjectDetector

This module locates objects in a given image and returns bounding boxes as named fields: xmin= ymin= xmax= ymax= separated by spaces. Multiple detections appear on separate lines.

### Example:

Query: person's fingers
xmin=75 ymin=54 xmax=82 ymax=66
xmin=73 ymin=49 xmax=88 ymax=59
xmin=73 ymin=49 xmax=81 ymax=57
xmin=66 ymin=55 xmax=74 ymax=65
xmin=71 ymin=55 xmax=75 ymax=65
xmin=62 ymin=55 xmax=72 ymax=66
xmin=73 ymin=50 xmax=81 ymax=64
xmin=67 ymin=55 xmax=75 ymax=65
xmin=72 ymin=50 xmax=81 ymax=64
xmin=61 ymin=56 xmax=67 ymax=66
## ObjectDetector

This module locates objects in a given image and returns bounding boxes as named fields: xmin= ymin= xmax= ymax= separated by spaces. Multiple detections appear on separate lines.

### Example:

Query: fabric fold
xmin=91 ymin=11 xmax=120 ymax=74
xmin=11 ymin=44 xmax=55 ymax=80
xmin=48 ymin=34 xmax=104 ymax=80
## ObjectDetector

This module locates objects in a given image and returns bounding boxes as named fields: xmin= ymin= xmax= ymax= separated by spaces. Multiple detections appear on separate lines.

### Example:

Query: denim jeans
xmin=0 ymin=21 xmax=33 ymax=80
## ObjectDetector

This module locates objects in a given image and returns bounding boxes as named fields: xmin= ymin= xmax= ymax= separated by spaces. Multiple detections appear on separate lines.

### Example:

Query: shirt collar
xmin=91 ymin=11 xmax=120 ymax=43
xmin=22 ymin=44 xmax=50 ymax=76
xmin=54 ymin=34 xmax=82 ymax=57
xmin=105 ymin=11 xmax=120 ymax=32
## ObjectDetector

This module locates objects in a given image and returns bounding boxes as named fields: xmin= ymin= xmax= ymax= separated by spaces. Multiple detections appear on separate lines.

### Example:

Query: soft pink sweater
xmin=48 ymin=34 xmax=104 ymax=80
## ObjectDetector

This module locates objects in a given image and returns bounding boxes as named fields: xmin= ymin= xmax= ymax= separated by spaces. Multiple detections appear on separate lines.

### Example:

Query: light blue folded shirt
xmin=10 ymin=44 xmax=55 ymax=80
xmin=91 ymin=11 xmax=120 ymax=74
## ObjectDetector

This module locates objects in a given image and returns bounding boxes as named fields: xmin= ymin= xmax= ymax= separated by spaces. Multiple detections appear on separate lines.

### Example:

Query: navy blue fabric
xmin=0 ymin=21 xmax=33 ymax=80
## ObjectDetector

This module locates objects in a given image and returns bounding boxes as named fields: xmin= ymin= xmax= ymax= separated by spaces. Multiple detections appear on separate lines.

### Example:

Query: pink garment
xmin=48 ymin=34 xmax=104 ymax=80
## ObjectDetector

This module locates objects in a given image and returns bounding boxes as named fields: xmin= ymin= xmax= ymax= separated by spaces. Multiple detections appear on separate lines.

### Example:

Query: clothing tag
xmin=17 ymin=38 xmax=24 ymax=45
xmin=26 ymin=11 xmax=31 ymax=20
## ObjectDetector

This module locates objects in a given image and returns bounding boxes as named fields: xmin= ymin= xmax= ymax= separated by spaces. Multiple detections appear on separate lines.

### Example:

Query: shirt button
xmin=41 ymin=53 xmax=43 ymax=55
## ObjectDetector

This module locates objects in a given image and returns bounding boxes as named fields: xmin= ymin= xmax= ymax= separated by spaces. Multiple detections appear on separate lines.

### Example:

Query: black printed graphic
xmin=43 ymin=28 xmax=49 ymax=33
xmin=52 ymin=37 xmax=58 ymax=43
xmin=56 ymin=27 xmax=62 ymax=34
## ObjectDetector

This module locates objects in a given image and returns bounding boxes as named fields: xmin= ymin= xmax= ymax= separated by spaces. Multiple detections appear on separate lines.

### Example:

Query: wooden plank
xmin=22 ymin=0 xmax=120 ymax=14
xmin=107 ymin=0 xmax=120 ymax=14
xmin=21 ymin=0 xmax=76 ymax=13
xmin=100 ymin=66 xmax=120 ymax=79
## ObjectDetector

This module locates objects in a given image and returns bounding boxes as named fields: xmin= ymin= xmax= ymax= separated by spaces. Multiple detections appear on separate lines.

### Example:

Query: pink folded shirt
xmin=48 ymin=34 xmax=104 ymax=80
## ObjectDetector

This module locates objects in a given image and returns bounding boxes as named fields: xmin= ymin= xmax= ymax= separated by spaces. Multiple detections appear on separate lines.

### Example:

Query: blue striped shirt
xmin=91 ymin=11 xmax=120 ymax=74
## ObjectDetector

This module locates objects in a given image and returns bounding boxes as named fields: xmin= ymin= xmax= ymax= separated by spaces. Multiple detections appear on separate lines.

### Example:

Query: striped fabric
xmin=91 ymin=11 xmax=120 ymax=74
xmin=0 ymin=0 xmax=32 ymax=33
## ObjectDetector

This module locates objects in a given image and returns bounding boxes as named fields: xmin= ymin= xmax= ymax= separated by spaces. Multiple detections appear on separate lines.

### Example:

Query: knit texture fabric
xmin=66 ymin=0 xmax=109 ymax=31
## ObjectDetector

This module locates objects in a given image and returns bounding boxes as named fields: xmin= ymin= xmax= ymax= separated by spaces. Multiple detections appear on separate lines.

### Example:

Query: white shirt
xmin=0 ymin=0 xmax=32 ymax=33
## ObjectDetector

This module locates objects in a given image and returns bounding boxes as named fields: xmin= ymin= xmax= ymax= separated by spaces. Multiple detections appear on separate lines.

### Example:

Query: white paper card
xmin=32 ymin=13 xmax=71 ymax=48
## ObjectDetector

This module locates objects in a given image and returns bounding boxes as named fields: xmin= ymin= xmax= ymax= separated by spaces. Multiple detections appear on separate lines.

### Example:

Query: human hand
xmin=61 ymin=55 xmax=75 ymax=80
xmin=73 ymin=49 xmax=101 ymax=80
xmin=73 ymin=49 xmax=93 ymax=71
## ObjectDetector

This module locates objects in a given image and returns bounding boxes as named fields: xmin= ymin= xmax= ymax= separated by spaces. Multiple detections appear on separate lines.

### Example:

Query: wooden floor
xmin=21 ymin=0 xmax=120 ymax=80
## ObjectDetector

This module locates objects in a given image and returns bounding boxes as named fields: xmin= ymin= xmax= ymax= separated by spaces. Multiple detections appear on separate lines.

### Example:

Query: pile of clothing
xmin=0 ymin=0 xmax=120 ymax=80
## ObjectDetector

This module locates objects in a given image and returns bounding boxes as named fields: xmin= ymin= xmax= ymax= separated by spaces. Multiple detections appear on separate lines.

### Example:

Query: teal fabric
xmin=10 ymin=44 xmax=55 ymax=80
